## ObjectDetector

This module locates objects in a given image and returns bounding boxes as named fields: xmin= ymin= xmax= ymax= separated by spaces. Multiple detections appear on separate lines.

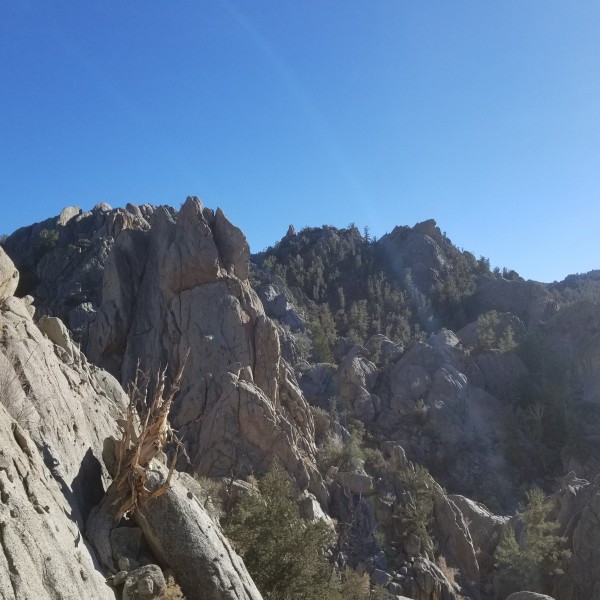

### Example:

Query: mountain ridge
xmin=1 ymin=198 xmax=600 ymax=600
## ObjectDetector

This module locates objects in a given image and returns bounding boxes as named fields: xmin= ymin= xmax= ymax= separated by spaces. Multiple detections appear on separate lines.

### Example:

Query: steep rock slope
xmin=0 ymin=247 xmax=124 ymax=599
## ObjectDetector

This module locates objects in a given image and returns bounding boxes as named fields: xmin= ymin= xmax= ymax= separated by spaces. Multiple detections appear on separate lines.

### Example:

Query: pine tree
xmin=494 ymin=487 xmax=570 ymax=596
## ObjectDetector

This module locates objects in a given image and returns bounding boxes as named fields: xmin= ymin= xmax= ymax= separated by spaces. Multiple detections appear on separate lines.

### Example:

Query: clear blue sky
xmin=1 ymin=2 xmax=599 ymax=282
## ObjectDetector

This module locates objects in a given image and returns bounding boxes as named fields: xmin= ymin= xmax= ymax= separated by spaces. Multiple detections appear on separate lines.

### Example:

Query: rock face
xmin=472 ymin=278 xmax=558 ymax=326
xmin=551 ymin=475 xmax=600 ymax=600
xmin=374 ymin=330 xmax=510 ymax=505
xmin=86 ymin=197 xmax=324 ymax=501
xmin=379 ymin=220 xmax=467 ymax=294
xmin=134 ymin=466 xmax=263 ymax=600
xmin=0 ymin=268 xmax=127 ymax=598
xmin=336 ymin=346 xmax=379 ymax=423
xmin=3 ymin=203 xmax=154 ymax=346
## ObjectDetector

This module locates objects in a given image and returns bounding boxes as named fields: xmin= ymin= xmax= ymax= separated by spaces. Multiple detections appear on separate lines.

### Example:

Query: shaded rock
xmin=337 ymin=346 xmax=379 ymax=422
xmin=505 ymin=594 xmax=556 ymax=600
xmin=433 ymin=493 xmax=479 ymax=582
xmin=371 ymin=569 xmax=392 ymax=587
xmin=375 ymin=331 xmax=509 ymax=503
xmin=404 ymin=533 xmax=422 ymax=557
xmin=122 ymin=564 xmax=166 ymax=600
xmin=473 ymin=278 xmax=558 ymax=326
xmin=296 ymin=363 xmax=337 ymax=410
xmin=566 ymin=489 xmax=600 ymax=600
xmin=111 ymin=526 xmax=143 ymax=564
xmin=449 ymin=494 xmax=508 ymax=557
xmin=333 ymin=472 xmax=373 ymax=495
xmin=214 ymin=207 xmax=250 ymax=280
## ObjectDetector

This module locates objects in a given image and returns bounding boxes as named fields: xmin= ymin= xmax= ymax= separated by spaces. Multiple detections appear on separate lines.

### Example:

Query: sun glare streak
xmin=219 ymin=0 xmax=369 ymax=209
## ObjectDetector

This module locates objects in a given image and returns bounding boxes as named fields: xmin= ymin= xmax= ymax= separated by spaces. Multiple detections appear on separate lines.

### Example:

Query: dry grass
xmin=437 ymin=556 xmax=465 ymax=598
xmin=193 ymin=475 xmax=225 ymax=523
xmin=161 ymin=575 xmax=187 ymax=599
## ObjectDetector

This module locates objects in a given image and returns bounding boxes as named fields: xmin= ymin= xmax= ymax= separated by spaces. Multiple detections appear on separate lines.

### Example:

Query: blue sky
xmin=1 ymin=2 xmax=599 ymax=282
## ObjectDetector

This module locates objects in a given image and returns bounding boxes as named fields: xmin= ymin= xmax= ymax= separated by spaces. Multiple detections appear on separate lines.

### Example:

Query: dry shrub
xmin=437 ymin=556 xmax=460 ymax=590
xmin=193 ymin=475 xmax=225 ymax=523
xmin=161 ymin=575 xmax=187 ymax=599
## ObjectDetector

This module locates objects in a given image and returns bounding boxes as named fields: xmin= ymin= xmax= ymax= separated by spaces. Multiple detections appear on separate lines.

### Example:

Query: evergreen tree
xmin=225 ymin=461 xmax=334 ymax=600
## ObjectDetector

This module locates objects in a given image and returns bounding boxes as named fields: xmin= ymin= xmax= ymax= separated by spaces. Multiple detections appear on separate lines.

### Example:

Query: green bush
xmin=38 ymin=228 xmax=59 ymax=253
xmin=317 ymin=432 xmax=365 ymax=475
xmin=225 ymin=460 xmax=334 ymax=600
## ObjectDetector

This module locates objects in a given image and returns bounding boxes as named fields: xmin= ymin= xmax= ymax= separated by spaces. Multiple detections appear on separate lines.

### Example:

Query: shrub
xmin=310 ymin=406 xmax=332 ymax=444
xmin=362 ymin=448 xmax=387 ymax=478
xmin=328 ymin=567 xmax=371 ymax=600
xmin=38 ymin=228 xmax=59 ymax=253
xmin=161 ymin=575 xmax=187 ymax=599
xmin=476 ymin=310 xmax=500 ymax=351
xmin=317 ymin=432 xmax=364 ymax=475
xmin=225 ymin=460 xmax=334 ymax=600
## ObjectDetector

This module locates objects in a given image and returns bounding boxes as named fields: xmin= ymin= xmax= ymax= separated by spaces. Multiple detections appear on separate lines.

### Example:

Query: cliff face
xmin=83 ymin=197 xmax=325 ymax=503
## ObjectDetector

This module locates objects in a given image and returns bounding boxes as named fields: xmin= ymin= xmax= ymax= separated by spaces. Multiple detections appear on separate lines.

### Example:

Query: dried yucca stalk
xmin=113 ymin=351 xmax=189 ymax=520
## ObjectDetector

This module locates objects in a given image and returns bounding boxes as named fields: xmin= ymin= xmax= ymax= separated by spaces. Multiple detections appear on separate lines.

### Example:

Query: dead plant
xmin=112 ymin=351 xmax=189 ymax=519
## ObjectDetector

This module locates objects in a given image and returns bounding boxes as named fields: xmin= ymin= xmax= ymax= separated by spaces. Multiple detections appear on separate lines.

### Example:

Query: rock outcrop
xmin=85 ymin=197 xmax=325 ymax=502
xmin=373 ymin=330 xmax=510 ymax=505
xmin=3 ymin=203 xmax=153 ymax=346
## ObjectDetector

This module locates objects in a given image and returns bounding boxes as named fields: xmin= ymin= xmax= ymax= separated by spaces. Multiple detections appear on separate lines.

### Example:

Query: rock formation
xmin=83 ymin=197 xmax=326 ymax=503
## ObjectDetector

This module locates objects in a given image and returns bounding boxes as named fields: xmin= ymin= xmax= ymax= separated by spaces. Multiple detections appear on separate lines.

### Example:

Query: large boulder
xmin=449 ymin=495 xmax=508 ymax=557
xmin=88 ymin=461 xmax=264 ymax=600
xmin=336 ymin=346 xmax=379 ymax=422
